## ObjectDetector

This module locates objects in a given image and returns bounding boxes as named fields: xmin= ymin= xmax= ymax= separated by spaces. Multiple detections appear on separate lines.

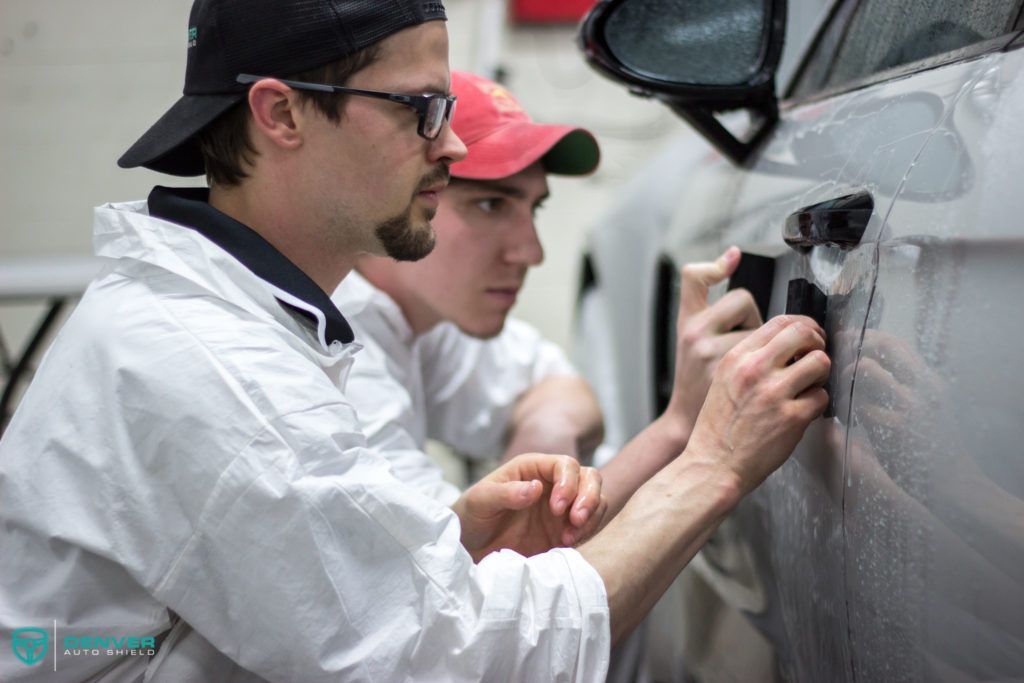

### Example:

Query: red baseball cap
xmin=449 ymin=71 xmax=600 ymax=180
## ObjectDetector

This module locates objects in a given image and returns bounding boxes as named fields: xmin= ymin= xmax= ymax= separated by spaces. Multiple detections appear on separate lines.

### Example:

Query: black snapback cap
xmin=118 ymin=0 xmax=447 ymax=176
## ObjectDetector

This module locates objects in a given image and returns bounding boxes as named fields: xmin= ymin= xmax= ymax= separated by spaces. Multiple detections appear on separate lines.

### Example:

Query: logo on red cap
xmin=486 ymin=85 xmax=524 ymax=115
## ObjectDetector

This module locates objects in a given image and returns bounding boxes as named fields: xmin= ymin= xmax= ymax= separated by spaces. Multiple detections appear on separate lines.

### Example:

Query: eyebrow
xmin=397 ymin=81 xmax=450 ymax=95
xmin=461 ymin=180 xmax=550 ymax=204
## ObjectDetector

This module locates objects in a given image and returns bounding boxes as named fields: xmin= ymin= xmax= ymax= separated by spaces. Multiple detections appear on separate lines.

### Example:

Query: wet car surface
xmin=576 ymin=0 xmax=1024 ymax=679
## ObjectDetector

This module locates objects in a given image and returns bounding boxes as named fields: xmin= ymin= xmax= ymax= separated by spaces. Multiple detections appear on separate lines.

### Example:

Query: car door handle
xmin=784 ymin=191 xmax=873 ymax=251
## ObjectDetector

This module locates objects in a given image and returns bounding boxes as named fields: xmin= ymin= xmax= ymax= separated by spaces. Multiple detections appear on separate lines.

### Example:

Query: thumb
xmin=679 ymin=246 xmax=741 ymax=316
xmin=469 ymin=479 xmax=542 ymax=517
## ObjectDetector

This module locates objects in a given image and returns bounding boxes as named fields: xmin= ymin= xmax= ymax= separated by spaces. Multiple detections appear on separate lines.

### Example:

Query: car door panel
xmin=845 ymin=49 xmax=1024 ymax=681
xmin=577 ymin=0 xmax=1024 ymax=678
xmin=660 ymin=37 xmax=1009 ymax=683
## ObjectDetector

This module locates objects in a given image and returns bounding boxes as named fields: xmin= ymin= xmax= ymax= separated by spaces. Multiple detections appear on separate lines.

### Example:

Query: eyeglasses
xmin=236 ymin=74 xmax=457 ymax=141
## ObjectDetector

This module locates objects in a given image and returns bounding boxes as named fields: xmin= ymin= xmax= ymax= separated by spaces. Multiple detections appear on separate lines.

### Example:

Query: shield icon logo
xmin=12 ymin=628 xmax=48 ymax=666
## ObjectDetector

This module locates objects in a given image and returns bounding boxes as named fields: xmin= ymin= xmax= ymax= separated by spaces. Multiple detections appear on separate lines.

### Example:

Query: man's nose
xmin=505 ymin=219 xmax=544 ymax=267
xmin=429 ymin=121 xmax=467 ymax=164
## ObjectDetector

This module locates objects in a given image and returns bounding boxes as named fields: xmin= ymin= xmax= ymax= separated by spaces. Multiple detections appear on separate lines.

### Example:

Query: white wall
xmin=0 ymin=0 xmax=686 ymax=353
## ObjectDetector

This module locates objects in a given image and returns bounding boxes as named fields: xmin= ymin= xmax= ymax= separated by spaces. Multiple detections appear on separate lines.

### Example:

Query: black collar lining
xmin=147 ymin=186 xmax=354 ymax=345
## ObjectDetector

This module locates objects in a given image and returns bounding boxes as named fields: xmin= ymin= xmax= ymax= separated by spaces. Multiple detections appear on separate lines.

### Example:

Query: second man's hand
xmin=665 ymin=246 xmax=763 ymax=440
xmin=598 ymin=247 xmax=765 ymax=519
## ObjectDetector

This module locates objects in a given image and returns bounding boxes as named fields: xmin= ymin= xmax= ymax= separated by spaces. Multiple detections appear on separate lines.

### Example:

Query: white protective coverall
xmin=332 ymin=272 xmax=577 ymax=505
xmin=0 ymin=187 xmax=610 ymax=682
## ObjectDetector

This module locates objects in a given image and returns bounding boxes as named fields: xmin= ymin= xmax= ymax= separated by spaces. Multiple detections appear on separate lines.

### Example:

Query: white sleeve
xmin=344 ymin=328 xmax=462 ymax=505
xmin=421 ymin=318 xmax=578 ymax=459
xmin=154 ymin=401 xmax=611 ymax=682
xmin=1 ymin=305 xmax=610 ymax=682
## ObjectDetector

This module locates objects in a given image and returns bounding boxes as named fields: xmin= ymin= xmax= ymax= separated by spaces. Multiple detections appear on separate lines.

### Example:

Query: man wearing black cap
xmin=0 ymin=1 xmax=831 ymax=680
xmin=1 ymin=2 xmax=607 ymax=680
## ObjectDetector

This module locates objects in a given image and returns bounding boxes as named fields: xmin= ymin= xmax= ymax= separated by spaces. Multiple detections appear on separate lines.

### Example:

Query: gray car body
xmin=577 ymin=1 xmax=1024 ymax=680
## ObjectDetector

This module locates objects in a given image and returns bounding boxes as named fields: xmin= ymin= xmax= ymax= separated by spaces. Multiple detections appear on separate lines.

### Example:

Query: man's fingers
xmin=511 ymin=479 xmax=544 ymax=509
xmin=569 ymin=467 xmax=603 ymax=527
xmin=465 ymin=478 xmax=542 ymax=519
xmin=759 ymin=320 xmax=826 ymax=367
xmin=701 ymin=287 xmax=763 ymax=333
xmin=730 ymin=315 xmax=815 ymax=357
xmin=550 ymin=456 xmax=580 ymax=516
xmin=780 ymin=349 xmax=831 ymax=397
xmin=685 ymin=330 xmax=752 ymax=378
xmin=679 ymin=247 xmax=741 ymax=316
xmin=707 ymin=330 xmax=754 ymax=358
xmin=495 ymin=479 xmax=544 ymax=513
xmin=792 ymin=385 xmax=830 ymax=421
xmin=564 ymin=496 xmax=607 ymax=546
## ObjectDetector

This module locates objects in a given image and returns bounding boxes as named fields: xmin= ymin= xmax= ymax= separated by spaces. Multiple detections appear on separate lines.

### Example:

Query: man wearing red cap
xmin=332 ymin=71 xmax=605 ymax=509
xmin=333 ymin=71 xmax=766 ymax=520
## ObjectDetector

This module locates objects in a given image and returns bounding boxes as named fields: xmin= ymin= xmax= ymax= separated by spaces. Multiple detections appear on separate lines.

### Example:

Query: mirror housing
xmin=579 ymin=0 xmax=787 ymax=164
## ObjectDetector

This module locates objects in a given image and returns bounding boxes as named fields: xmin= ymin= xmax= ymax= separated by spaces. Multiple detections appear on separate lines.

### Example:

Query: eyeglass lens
xmin=423 ymin=97 xmax=458 ymax=140
xmin=424 ymin=98 xmax=446 ymax=139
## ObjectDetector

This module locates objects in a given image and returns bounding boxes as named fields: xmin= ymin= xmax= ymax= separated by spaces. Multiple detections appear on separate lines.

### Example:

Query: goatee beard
xmin=375 ymin=213 xmax=435 ymax=262
xmin=374 ymin=163 xmax=450 ymax=261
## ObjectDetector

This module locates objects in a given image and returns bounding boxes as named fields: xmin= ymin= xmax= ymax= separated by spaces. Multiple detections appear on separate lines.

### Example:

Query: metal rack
xmin=0 ymin=255 xmax=102 ymax=431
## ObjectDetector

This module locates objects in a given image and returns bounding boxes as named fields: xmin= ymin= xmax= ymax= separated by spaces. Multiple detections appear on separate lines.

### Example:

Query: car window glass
xmin=794 ymin=0 xmax=1022 ymax=98
xmin=776 ymin=0 xmax=833 ymax=93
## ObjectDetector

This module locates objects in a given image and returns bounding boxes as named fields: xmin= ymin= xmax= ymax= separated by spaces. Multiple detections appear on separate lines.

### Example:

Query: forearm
xmin=583 ymin=313 xmax=830 ymax=647
xmin=579 ymin=452 xmax=740 ymax=645
xmin=503 ymin=375 xmax=604 ymax=462
xmin=598 ymin=413 xmax=690 ymax=519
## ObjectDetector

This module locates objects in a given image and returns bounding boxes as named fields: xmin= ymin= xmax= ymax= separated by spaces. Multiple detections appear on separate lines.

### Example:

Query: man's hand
xmin=687 ymin=314 xmax=831 ymax=494
xmin=596 ymin=247 xmax=763 ymax=519
xmin=665 ymin=246 xmax=762 ymax=440
xmin=452 ymin=453 xmax=607 ymax=563
xmin=580 ymin=314 xmax=829 ymax=645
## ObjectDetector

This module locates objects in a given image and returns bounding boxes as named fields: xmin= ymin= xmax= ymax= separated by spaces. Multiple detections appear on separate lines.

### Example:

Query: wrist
xmin=450 ymin=495 xmax=469 ymax=534
xmin=651 ymin=411 xmax=692 ymax=454
xmin=663 ymin=448 xmax=744 ymax=517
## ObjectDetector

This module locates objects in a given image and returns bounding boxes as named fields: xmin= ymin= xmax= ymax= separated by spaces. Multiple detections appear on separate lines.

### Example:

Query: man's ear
xmin=246 ymin=79 xmax=303 ymax=151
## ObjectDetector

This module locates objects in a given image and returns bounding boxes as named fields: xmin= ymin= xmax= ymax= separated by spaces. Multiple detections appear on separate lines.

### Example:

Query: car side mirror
xmin=579 ymin=0 xmax=787 ymax=164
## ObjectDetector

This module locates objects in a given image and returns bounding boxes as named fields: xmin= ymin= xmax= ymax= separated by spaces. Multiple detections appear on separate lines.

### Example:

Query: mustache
xmin=416 ymin=164 xmax=451 ymax=193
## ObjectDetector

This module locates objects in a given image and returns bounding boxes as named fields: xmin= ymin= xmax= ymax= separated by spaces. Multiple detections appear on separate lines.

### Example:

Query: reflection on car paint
xmin=845 ymin=238 xmax=1024 ymax=679
xmin=577 ymin=4 xmax=1024 ymax=678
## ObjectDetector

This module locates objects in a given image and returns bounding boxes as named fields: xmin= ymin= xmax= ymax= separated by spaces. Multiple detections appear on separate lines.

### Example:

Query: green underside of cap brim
xmin=542 ymin=129 xmax=600 ymax=176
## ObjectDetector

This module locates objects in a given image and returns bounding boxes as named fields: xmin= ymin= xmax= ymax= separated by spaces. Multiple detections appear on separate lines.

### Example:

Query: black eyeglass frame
xmin=236 ymin=74 xmax=457 ymax=141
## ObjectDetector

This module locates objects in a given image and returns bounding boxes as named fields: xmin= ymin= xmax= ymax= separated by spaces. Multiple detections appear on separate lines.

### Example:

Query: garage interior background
xmin=0 ymin=0 xmax=690 ymax=361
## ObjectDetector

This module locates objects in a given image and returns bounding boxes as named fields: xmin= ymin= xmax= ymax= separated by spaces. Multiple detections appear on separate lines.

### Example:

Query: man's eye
xmin=475 ymin=198 xmax=503 ymax=213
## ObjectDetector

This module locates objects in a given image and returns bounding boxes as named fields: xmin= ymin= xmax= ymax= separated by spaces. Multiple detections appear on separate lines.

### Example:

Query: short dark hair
xmin=198 ymin=45 xmax=381 ymax=187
